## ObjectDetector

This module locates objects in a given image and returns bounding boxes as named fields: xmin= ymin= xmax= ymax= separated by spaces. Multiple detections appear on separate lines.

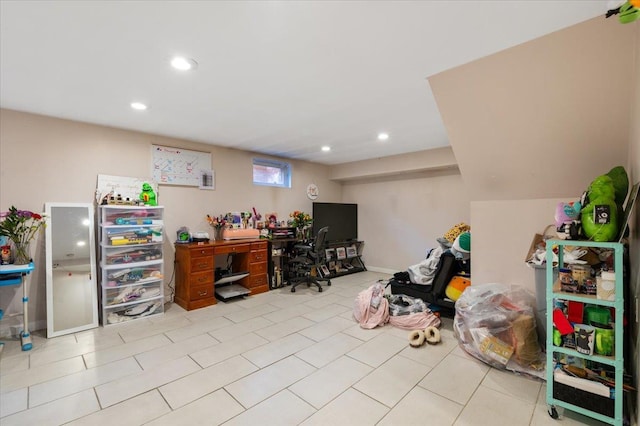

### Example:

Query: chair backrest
xmin=314 ymin=226 xmax=329 ymax=252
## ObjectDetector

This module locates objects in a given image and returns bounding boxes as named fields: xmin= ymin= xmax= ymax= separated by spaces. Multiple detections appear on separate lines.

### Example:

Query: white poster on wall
xmin=151 ymin=145 xmax=212 ymax=187
xmin=96 ymin=174 xmax=157 ymax=205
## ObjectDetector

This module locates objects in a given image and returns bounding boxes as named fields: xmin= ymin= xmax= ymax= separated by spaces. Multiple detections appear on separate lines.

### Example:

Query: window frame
xmin=252 ymin=158 xmax=292 ymax=188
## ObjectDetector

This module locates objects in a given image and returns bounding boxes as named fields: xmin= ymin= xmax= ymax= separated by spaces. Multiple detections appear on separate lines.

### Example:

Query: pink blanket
xmin=353 ymin=283 xmax=389 ymax=329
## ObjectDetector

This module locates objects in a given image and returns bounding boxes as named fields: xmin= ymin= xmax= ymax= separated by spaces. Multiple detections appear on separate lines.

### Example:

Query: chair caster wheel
xmin=291 ymin=287 xmax=296 ymax=293
xmin=327 ymin=281 xmax=331 ymax=286
xmin=318 ymin=287 xmax=323 ymax=292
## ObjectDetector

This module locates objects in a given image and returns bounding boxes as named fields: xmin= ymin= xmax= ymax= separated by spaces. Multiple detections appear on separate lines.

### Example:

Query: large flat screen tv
xmin=312 ymin=202 xmax=358 ymax=242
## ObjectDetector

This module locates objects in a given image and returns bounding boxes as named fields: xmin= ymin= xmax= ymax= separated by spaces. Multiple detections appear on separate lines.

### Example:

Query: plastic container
xmin=584 ymin=305 xmax=611 ymax=326
xmin=570 ymin=264 xmax=590 ymax=287
xmin=596 ymin=271 xmax=615 ymax=301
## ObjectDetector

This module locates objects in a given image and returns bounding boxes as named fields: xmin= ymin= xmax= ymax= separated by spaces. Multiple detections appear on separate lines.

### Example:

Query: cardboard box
xmin=525 ymin=233 xmax=546 ymax=264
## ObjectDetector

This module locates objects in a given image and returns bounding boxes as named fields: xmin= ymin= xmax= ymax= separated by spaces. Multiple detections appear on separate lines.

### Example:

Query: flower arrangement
xmin=206 ymin=214 xmax=229 ymax=230
xmin=0 ymin=206 xmax=46 ymax=264
xmin=289 ymin=210 xmax=312 ymax=228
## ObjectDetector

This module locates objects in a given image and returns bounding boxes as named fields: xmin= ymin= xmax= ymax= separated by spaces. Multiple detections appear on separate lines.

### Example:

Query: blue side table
xmin=0 ymin=262 xmax=35 ymax=351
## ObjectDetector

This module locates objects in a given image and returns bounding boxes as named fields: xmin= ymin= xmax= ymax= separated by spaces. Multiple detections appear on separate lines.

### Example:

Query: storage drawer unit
xmin=248 ymin=241 xmax=269 ymax=295
xmin=99 ymin=205 xmax=165 ymax=325
xmin=175 ymin=243 xmax=216 ymax=310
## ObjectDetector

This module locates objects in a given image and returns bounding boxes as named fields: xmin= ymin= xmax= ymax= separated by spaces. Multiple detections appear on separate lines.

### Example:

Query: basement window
xmin=252 ymin=158 xmax=291 ymax=188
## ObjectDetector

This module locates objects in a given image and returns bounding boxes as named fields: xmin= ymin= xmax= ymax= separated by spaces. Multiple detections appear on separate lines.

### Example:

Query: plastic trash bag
xmin=454 ymin=283 xmax=544 ymax=374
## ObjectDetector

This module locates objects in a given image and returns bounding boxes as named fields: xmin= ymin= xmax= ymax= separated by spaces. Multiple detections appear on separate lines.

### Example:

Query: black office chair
xmin=289 ymin=226 xmax=331 ymax=292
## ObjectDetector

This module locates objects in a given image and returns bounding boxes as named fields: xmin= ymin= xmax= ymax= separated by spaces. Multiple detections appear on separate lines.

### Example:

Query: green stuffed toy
xmin=140 ymin=182 xmax=157 ymax=206
xmin=581 ymin=167 xmax=629 ymax=242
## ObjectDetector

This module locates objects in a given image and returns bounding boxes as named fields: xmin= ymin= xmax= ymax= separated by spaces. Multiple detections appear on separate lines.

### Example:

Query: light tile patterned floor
xmin=0 ymin=271 xmax=607 ymax=425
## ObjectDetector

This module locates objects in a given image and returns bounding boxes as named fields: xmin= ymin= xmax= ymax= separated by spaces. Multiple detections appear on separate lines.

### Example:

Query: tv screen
xmin=312 ymin=202 xmax=358 ymax=242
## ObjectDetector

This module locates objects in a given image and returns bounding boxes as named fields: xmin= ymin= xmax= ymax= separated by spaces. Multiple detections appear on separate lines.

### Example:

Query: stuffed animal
xmin=554 ymin=201 xmax=582 ymax=240
xmin=581 ymin=175 xmax=618 ymax=242
xmin=445 ymin=275 xmax=471 ymax=301
xmin=139 ymin=182 xmax=157 ymax=206
xmin=450 ymin=231 xmax=470 ymax=260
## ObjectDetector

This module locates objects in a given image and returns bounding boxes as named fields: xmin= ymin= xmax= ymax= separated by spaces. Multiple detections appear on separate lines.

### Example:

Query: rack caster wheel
xmin=327 ymin=281 xmax=331 ymax=286
xmin=318 ymin=287 xmax=323 ymax=292
xmin=291 ymin=287 xmax=296 ymax=293
xmin=21 ymin=332 xmax=32 ymax=351
xmin=547 ymin=406 xmax=558 ymax=419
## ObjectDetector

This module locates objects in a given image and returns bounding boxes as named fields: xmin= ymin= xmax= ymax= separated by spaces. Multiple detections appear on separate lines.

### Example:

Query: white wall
xmin=0 ymin=109 xmax=343 ymax=331
xmin=341 ymin=169 xmax=470 ymax=272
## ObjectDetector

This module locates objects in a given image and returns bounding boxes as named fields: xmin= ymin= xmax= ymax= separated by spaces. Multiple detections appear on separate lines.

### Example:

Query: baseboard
xmin=365 ymin=266 xmax=396 ymax=275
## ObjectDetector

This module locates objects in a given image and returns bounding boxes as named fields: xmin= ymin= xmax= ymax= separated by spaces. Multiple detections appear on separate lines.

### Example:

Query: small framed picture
xmin=320 ymin=265 xmax=330 ymax=277
xmin=199 ymin=169 xmax=215 ymax=190
xmin=346 ymin=245 xmax=357 ymax=258
xmin=325 ymin=248 xmax=335 ymax=260
xmin=336 ymin=247 xmax=346 ymax=260
xmin=344 ymin=263 xmax=355 ymax=270
xmin=329 ymin=261 xmax=336 ymax=270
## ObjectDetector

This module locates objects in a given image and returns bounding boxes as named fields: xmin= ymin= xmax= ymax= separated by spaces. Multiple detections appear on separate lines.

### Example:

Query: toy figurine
xmin=139 ymin=182 xmax=157 ymax=206
xmin=1 ymin=245 xmax=11 ymax=264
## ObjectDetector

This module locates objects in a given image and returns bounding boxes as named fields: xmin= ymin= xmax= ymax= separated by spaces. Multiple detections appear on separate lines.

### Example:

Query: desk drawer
xmin=190 ymin=256 xmax=213 ymax=272
xmin=247 ymin=273 xmax=268 ymax=289
xmin=190 ymin=283 xmax=214 ymax=301
xmin=188 ymin=270 xmax=213 ymax=287
xmin=190 ymin=246 xmax=214 ymax=258
xmin=250 ymin=249 xmax=268 ymax=263
xmin=215 ymin=244 xmax=250 ymax=255
xmin=251 ymin=241 xmax=268 ymax=250
xmin=249 ymin=262 xmax=268 ymax=276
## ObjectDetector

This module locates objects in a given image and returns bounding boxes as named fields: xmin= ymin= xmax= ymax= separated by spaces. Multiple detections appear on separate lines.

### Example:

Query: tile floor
xmin=0 ymin=271 xmax=607 ymax=425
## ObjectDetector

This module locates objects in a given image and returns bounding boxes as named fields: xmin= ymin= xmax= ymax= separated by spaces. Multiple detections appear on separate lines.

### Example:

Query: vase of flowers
xmin=289 ymin=210 xmax=312 ymax=241
xmin=0 ymin=206 xmax=46 ymax=265
xmin=206 ymin=214 xmax=228 ymax=241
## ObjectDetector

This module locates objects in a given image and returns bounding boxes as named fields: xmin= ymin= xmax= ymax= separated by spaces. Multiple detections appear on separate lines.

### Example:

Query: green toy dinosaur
xmin=140 ymin=182 xmax=157 ymax=206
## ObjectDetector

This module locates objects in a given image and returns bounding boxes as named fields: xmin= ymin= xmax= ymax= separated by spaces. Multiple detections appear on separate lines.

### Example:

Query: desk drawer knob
xmin=198 ymin=290 xmax=208 ymax=296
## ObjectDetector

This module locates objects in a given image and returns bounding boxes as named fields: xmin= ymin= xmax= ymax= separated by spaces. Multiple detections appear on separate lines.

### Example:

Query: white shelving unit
xmin=98 ymin=205 xmax=164 ymax=325
xmin=545 ymin=240 xmax=625 ymax=425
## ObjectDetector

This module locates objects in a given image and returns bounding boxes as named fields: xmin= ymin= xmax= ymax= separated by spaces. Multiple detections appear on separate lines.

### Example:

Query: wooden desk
xmin=174 ymin=239 xmax=268 ymax=310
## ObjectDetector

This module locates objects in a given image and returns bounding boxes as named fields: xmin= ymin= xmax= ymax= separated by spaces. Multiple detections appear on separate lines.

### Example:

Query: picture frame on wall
xmin=336 ymin=247 xmax=346 ymax=260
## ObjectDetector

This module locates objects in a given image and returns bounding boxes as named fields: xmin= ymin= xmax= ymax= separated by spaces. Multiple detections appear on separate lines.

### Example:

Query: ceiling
xmin=0 ymin=1 xmax=610 ymax=165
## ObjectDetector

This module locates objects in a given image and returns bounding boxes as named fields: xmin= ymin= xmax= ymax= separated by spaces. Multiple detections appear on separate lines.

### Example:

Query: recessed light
xmin=377 ymin=133 xmax=389 ymax=141
xmin=130 ymin=102 xmax=148 ymax=110
xmin=321 ymin=146 xmax=331 ymax=152
xmin=171 ymin=56 xmax=198 ymax=71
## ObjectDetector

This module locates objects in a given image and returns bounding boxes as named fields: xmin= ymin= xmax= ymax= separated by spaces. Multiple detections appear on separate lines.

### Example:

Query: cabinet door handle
xmin=198 ymin=290 xmax=208 ymax=296
xmin=197 ymin=276 xmax=206 ymax=283
xmin=197 ymin=263 xmax=207 ymax=268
